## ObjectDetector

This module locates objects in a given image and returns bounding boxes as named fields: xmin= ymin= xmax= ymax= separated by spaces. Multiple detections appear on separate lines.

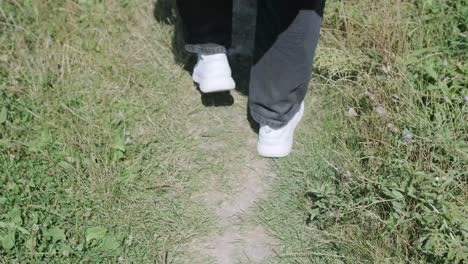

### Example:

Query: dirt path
xmin=180 ymin=3 xmax=281 ymax=262
xmin=184 ymin=90 xmax=280 ymax=263
xmin=198 ymin=138 xmax=279 ymax=264
xmin=149 ymin=2 xmax=279 ymax=262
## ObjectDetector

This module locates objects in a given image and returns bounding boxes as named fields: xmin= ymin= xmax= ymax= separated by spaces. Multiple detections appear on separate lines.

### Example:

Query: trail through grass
xmin=1 ymin=0 xmax=466 ymax=263
xmin=1 ymin=0 xmax=278 ymax=263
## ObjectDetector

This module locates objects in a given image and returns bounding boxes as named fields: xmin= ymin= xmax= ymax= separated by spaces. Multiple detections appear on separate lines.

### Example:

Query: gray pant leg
xmin=249 ymin=6 xmax=324 ymax=129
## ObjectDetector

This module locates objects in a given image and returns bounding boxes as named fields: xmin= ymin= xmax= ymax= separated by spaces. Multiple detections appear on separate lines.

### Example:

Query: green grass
xmin=0 ymin=1 xmax=217 ymax=262
xmin=1 ymin=0 xmax=467 ymax=263
xmin=258 ymin=0 xmax=467 ymax=263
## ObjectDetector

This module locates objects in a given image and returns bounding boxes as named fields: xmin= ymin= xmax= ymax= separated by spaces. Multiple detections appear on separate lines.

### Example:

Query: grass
xmin=258 ymin=0 xmax=467 ymax=263
xmin=1 ymin=0 xmax=466 ymax=263
xmin=0 ymin=1 xmax=219 ymax=262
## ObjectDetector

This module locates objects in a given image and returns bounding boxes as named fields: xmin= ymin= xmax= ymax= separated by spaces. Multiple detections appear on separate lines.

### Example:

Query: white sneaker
xmin=257 ymin=102 xmax=305 ymax=158
xmin=192 ymin=52 xmax=236 ymax=93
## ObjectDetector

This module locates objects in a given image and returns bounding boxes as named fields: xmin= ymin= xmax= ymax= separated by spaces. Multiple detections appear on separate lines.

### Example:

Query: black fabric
xmin=176 ymin=0 xmax=233 ymax=48
xmin=176 ymin=0 xmax=326 ymax=128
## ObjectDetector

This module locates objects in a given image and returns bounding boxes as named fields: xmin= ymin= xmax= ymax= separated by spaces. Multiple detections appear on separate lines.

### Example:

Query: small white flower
xmin=118 ymin=256 xmax=125 ymax=263
xmin=347 ymin=107 xmax=358 ymax=118
xmin=375 ymin=105 xmax=387 ymax=117
xmin=126 ymin=235 xmax=134 ymax=246
xmin=387 ymin=123 xmax=399 ymax=133
xmin=32 ymin=224 xmax=40 ymax=232
xmin=464 ymin=96 xmax=468 ymax=102
xmin=404 ymin=131 xmax=412 ymax=142
xmin=62 ymin=251 xmax=69 ymax=257
xmin=342 ymin=170 xmax=352 ymax=181
xmin=381 ymin=63 xmax=392 ymax=74
xmin=365 ymin=91 xmax=376 ymax=101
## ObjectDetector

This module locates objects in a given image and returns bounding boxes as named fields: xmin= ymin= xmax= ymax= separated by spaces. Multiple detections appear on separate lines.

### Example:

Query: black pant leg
xmin=249 ymin=0 xmax=326 ymax=129
xmin=176 ymin=0 xmax=233 ymax=48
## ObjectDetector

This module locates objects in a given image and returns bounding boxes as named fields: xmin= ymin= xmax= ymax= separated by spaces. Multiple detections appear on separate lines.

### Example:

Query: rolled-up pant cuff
xmin=184 ymin=43 xmax=226 ymax=54
xmin=249 ymin=102 xmax=303 ymax=129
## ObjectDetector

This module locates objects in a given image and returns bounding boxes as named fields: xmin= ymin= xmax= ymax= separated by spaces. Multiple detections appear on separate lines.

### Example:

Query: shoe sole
xmin=257 ymin=103 xmax=304 ymax=158
xmin=257 ymin=143 xmax=293 ymax=158
xmin=193 ymin=74 xmax=236 ymax=93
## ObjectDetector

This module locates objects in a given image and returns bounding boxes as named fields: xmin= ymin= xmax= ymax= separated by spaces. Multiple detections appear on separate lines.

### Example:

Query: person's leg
xmin=250 ymin=0 xmax=326 ymax=157
xmin=176 ymin=0 xmax=236 ymax=93
xmin=176 ymin=0 xmax=233 ymax=54
xmin=249 ymin=0 xmax=325 ymax=128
